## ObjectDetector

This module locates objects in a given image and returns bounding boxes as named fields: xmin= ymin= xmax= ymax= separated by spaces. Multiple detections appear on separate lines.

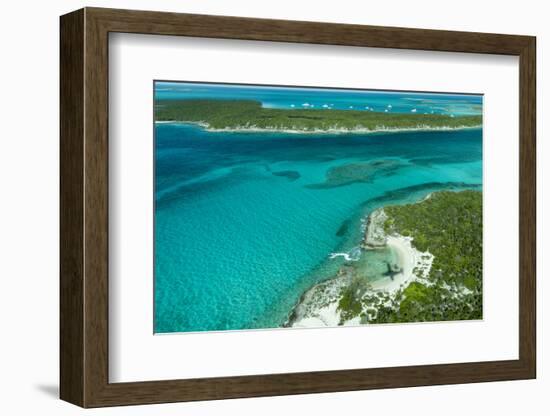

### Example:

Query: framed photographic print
xmin=60 ymin=7 xmax=536 ymax=407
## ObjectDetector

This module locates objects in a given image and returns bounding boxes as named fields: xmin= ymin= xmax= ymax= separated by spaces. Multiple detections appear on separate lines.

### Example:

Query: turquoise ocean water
xmin=154 ymin=83 xmax=482 ymax=333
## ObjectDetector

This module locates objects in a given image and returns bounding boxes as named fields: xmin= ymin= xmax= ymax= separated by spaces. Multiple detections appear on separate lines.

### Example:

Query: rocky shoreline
xmin=286 ymin=204 xmax=434 ymax=328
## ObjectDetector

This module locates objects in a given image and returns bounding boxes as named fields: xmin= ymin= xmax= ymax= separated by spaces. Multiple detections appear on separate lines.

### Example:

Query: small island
xmin=155 ymin=99 xmax=482 ymax=133
xmin=288 ymin=190 xmax=483 ymax=327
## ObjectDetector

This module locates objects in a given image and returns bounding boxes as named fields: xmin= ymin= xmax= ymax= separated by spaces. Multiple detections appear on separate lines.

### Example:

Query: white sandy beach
xmin=154 ymin=120 xmax=481 ymax=135
xmin=290 ymin=209 xmax=434 ymax=328
xmin=291 ymin=302 xmax=342 ymax=328
xmin=369 ymin=235 xmax=433 ymax=294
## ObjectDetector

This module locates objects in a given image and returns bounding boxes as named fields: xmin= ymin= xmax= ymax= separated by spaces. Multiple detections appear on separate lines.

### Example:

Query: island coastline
xmin=287 ymin=190 xmax=481 ymax=328
xmin=155 ymin=119 xmax=482 ymax=135
xmin=154 ymin=99 xmax=482 ymax=134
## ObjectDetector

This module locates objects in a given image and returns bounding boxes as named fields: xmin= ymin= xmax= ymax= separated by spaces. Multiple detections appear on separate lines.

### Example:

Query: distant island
xmin=155 ymin=99 xmax=482 ymax=133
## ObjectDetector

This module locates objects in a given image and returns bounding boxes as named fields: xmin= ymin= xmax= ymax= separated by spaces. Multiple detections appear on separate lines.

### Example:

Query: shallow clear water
xmin=154 ymin=123 xmax=482 ymax=333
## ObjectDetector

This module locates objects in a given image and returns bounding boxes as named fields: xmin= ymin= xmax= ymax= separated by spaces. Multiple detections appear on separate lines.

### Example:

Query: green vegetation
xmin=155 ymin=99 xmax=482 ymax=132
xmin=335 ymin=190 xmax=482 ymax=324
xmin=338 ymin=277 xmax=369 ymax=321
xmin=374 ymin=190 xmax=483 ymax=323
xmin=374 ymin=281 xmax=481 ymax=323
xmin=385 ymin=190 xmax=482 ymax=286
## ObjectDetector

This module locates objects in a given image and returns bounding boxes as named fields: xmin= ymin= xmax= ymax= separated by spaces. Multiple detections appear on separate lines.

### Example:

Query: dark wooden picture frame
xmin=60 ymin=7 xmax=536 ymax=408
